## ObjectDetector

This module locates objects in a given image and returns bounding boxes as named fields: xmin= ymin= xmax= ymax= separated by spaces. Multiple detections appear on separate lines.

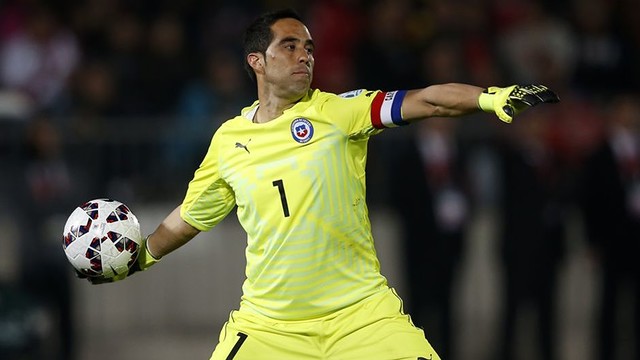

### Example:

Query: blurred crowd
xmin=0 ymin=0 xmax=639 ymax=359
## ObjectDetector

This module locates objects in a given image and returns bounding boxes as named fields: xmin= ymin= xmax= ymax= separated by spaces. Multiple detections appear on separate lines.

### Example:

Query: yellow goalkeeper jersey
xmin=181 ymin=88 xmax=408 ymax=320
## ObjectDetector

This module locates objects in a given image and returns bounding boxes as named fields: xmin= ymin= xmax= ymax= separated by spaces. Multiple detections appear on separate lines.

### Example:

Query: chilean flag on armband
xmin=370 ymin=90 xmax=408 ymax=129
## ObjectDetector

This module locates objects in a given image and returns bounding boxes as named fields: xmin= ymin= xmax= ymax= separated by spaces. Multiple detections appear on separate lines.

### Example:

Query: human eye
xmin=304 ymin=40 xmax=315 ymax=55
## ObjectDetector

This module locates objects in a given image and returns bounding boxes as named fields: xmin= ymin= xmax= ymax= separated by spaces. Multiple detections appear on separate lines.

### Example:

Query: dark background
xmin=0 ymin=0 xmax=639 ymax=359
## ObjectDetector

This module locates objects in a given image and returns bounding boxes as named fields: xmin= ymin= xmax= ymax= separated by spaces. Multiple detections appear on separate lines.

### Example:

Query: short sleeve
xmin=321 ymin=89 xmax=409 ymax=138
xmin=180 ymin=132 xmax=236 ymax=231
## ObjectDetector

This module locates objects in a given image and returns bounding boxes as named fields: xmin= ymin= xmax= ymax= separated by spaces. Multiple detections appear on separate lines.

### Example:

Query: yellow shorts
xmin=210 ymin=288 xmax=441 ymax=360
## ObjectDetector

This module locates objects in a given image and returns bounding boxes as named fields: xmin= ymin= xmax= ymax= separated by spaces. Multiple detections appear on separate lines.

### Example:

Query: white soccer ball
xmin=62 ymin=198 xmax=143 ymax=279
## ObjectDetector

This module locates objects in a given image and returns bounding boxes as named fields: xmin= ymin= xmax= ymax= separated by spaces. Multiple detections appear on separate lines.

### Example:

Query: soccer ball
xmin=62 ymin=198 xmax=143 ymax=279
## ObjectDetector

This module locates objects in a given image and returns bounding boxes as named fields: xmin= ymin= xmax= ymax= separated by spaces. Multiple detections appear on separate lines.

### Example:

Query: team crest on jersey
xmin=291 ymin=118 xmax=314 ymax=143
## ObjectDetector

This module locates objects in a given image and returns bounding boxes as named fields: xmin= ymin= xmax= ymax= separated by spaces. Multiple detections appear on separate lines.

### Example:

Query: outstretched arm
xmin=401 ymin=83 xmax=484 ymax=121
xmin=401 ymin=83 xmax=559 ymax=123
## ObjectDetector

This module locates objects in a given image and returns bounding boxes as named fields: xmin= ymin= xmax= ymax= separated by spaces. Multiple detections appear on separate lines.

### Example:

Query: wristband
xmin=145 ymin=235 xmax=161 ymax=260
xmin=478 ymin=90 xmax=497 ymax=112
xmin=135 ymin=235 xmax=161 ymax=271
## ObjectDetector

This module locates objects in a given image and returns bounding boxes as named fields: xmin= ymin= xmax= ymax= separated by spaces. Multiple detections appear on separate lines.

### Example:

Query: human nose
xmin=298 ymin=49 xmax=311 ymax=64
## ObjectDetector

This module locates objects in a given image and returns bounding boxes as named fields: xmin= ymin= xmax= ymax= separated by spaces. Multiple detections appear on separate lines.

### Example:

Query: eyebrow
xmin=279 ymin=36 xmax=315 ymax=48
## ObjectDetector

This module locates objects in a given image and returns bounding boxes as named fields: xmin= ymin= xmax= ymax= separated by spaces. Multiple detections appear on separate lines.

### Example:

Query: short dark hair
xmin=242 ymin=8 xmax=303 ymax=80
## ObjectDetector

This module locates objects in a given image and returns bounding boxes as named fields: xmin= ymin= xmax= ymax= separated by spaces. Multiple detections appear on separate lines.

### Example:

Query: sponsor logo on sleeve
xmin=338 ymin=89 xmax=364 ymax=98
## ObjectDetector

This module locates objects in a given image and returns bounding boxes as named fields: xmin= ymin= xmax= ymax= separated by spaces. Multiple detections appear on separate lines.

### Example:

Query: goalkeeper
xmin=81 ymin=8 xmax=559 ymax=360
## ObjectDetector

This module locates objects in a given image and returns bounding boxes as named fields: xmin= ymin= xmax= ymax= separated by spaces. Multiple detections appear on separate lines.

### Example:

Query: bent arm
xmin=146 ymin=206 xmax=200 ymax=258
xmin=401 ymin=83 xmax=483 ymax=122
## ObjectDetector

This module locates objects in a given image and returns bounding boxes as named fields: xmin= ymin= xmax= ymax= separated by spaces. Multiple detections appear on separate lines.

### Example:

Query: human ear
xmin=247 ymin=53 xmax=265 ymax=75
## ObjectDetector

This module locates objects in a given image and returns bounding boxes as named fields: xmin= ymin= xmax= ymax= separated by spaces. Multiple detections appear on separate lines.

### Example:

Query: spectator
xmin=496 ymin=0 xmax=576 ymax=85
xmin=569 ymin=0 xmax=638 ymax=96
xmin=104 ymin=11 xmax=147 ymax=116
xmin=0 ymin=4 xmax=80 ymax=113
xmin=580 ymin=94 xmax=640 ymax=360
xmin=16 ymin=114 xmax=88 ymax=360
xmin=390 ymin=118 xmax=472 ymax=360
xmin=305 ymin=0 xmax=364 ymax=93
xmin=496 ymin=114 xmax=566 ymax=360
xmin=138 ymin=14 xmax=189 ymax=115
xmin=170 ymin=49 xmax=253 ymax=173
xmin=354 ymin=0 xmax=421 ymax=90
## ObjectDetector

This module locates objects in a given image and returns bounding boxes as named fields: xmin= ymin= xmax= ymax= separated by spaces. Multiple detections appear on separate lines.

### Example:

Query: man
xmin=84 ymin=9 xmax=558 ymax=359
xmin=580 ymin=94 xmax=640 ymax=359
xmin=389 ymin=118 xmax=471 ymax=359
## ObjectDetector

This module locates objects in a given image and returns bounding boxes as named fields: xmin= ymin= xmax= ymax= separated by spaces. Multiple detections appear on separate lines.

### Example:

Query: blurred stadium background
xmin=0 ymin=0 xmax=639 ymax=359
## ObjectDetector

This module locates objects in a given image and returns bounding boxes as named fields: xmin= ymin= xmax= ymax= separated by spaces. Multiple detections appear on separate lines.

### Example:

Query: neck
xmin=253 ymin=84 xmax=308 ymax=124
xmin=254 ymin=99 xmax=297 ymax=123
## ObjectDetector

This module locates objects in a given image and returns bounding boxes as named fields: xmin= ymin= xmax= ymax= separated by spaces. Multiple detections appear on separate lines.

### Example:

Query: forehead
xmin=270 ymin=18 xmax=312 ymax=42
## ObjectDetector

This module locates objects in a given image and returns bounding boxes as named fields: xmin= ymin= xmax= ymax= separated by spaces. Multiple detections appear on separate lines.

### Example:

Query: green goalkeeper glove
xmin=478 ymin=84 xmax=559 ymax=123
xmin=76 ymin=235 xmax=160 ymax=284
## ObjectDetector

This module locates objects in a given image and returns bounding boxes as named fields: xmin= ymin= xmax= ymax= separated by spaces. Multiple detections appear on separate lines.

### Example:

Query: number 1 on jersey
xmin=272 ymin=179 xmax=290 ymax=217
